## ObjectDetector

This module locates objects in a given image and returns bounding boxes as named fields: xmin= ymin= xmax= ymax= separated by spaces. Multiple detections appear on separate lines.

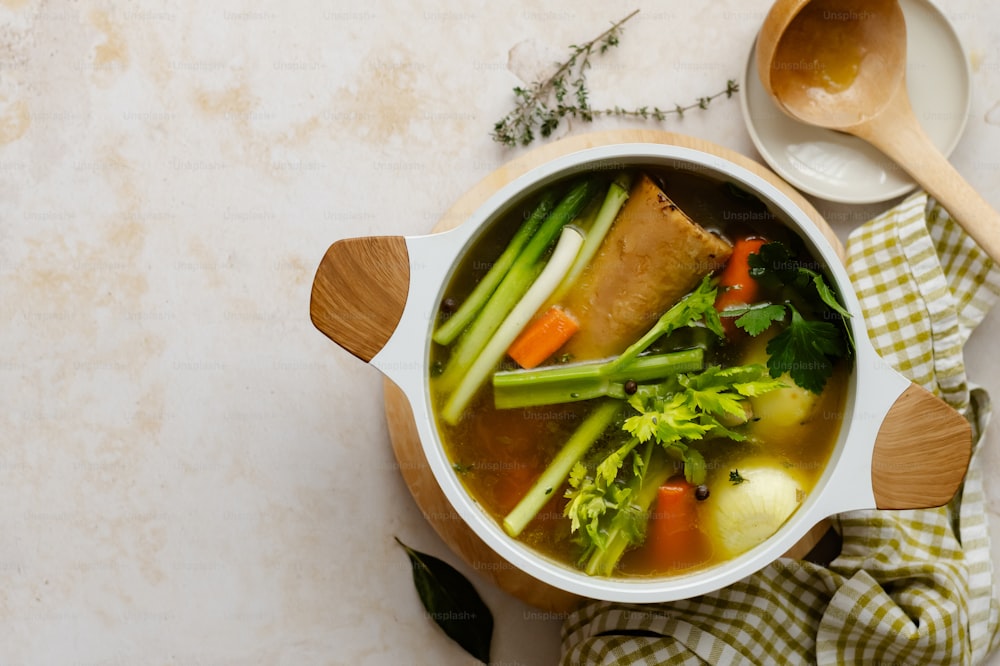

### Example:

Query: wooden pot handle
xmin=310 ymin=236 xmax=410 ymax=363
xmin=871 ymin=383 xmax=972 ymax=509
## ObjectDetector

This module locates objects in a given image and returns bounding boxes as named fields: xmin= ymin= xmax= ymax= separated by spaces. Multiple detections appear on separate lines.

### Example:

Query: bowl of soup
xmin=310 ymin=142 xmax=970 ymax=603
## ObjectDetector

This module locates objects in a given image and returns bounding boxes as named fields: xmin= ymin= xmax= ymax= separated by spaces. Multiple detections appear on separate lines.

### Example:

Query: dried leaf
xmin=395 ymin=537 xmax=494 ymax=663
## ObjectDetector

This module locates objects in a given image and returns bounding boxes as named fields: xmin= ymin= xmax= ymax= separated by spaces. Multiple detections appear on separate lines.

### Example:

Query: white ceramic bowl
xmin=311 ymin=143 xmax=969 ymax=603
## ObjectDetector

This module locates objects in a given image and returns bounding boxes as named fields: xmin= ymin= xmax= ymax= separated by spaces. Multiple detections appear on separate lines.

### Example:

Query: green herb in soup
xmin=430 ymin=169 xmax=853 ymax=578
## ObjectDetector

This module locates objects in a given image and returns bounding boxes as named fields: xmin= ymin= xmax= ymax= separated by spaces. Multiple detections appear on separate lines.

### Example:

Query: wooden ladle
xmin=756 ymin=0 xmax=1000 ymax=263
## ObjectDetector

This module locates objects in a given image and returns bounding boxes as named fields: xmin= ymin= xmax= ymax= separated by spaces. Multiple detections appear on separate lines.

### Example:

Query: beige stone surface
xmin=1 ymin=1 xmax=999 ymax=663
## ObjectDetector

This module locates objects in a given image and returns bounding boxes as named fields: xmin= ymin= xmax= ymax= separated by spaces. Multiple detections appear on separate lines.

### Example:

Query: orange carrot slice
xmin=641 ymin=477 xmax=711 ymax=572
xmin=714 ymin=237 xmax=767 ymax=337
xmin=506 ymin=305 xmax=580 ymax=369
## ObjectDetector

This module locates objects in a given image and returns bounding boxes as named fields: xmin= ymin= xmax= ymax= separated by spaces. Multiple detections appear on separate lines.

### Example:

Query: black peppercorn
xmin=695 ymin=485 xmax=710 ymax=501
xmin=623 ymin=380 xmax=638 ymax=395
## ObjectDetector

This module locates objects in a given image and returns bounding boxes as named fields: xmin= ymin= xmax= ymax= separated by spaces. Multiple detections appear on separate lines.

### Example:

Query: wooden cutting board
xmin=383 ymin=129 xmax=843 ymax=613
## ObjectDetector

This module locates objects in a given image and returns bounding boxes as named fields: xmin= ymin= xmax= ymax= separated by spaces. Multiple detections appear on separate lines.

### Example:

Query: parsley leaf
xmin=810 ymin=272 xmax=851 ymax=318
xmin=765 ymin=305 xmax=845 ymax=393
xmin=732 ymin=303 xmax=787 ymax=336
xmin=810 ymin=272 xmax=855 ymax=349
xmin=747 ymin=242 xmax=796 ymax=285
xmin=742 ymin=241 xmax=855 ymax=392
xmin=748 ymin=242 xmax=850 ymax=325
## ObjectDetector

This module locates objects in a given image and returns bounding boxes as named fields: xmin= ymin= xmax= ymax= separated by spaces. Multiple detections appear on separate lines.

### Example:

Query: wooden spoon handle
xmin=310 ymin=236 xmax=410 ymax=363
xmin=854 ymin=89 xmax=1000 ymax=264
xmin=871 ymin=383 xmax=971 ymax=509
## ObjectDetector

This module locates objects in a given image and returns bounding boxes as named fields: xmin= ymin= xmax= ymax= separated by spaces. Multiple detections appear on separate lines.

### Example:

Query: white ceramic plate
xmin=740 ymin=0 xmax=971 ymax=204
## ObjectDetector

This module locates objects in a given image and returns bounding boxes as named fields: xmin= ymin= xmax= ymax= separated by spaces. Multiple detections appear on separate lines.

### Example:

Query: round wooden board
xmin=384 ymin=130 xmax=842 ymax=613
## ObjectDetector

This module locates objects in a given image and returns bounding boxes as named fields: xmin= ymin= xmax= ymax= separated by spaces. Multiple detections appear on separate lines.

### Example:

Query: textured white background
xmin=1 ymin=0 xmax=998 ymax=664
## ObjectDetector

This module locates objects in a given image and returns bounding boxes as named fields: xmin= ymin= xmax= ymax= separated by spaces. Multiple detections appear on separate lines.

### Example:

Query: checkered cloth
xmin=560 ymin=194 xmax=1000 ymax=665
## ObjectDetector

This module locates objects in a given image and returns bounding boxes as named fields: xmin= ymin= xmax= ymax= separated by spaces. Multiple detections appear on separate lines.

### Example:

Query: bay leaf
xmin=395 ymin=537 xmax=494 ymax=663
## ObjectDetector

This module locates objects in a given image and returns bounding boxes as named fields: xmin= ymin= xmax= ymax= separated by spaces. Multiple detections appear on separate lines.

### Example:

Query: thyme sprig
xmin=491 ymin=9 xmax=740 ymax=147
xmin=592 ymin=82 xmax=741 ymax=122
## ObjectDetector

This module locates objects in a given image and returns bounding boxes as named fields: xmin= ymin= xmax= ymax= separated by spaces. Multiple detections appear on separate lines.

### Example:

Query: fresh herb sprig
xmin=622 ymin=364 xmax=785 ymax=480
xmin=723 ymin=241 xmax=855 ymax=394
xmin=612 ymin=274 xmax=724 ymax=370
xmin=592 ymin=82 xmax=741 ymax=122
xmin=492 ymin=9 xmax=740 ymax=147
xmin=764 ymin=304 xmax=847 ymax=393
xmin=563 ymin=363 xmax=783 ymax=575
xmin=564 ymin=438 xmax=660 ymax=576
xmin=747 ymin=242 xmax=853 ymax=330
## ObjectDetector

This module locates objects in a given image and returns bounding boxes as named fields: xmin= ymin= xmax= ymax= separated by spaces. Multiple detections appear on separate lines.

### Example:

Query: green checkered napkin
xmin=560 ymin=194 xmax=1000 ymax=665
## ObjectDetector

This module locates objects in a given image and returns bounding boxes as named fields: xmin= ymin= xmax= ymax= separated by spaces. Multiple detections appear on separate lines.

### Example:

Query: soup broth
xmin=430 ymin=167 xmax=850 ymax=578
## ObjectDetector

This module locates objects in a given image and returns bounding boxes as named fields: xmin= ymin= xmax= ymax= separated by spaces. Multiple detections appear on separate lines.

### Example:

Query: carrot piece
xmin=507 ymin=305 xmax=580 ymax=369
xmin=714 ymin=237 xmax=767 ymax=337
xmin=640 ymin=477 xmax=711 ymax=572
xmin=491 ymin=464 xmax=540 ymax=515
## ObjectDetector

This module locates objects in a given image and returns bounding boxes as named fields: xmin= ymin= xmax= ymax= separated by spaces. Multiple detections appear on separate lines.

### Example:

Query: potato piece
xmin=558 ymin=174 xmax=733 ymax=361
xmin=751 ymin=381 xmax=820 ymax=428
xmin=743 ymin=332 xmax=821 ymax=432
